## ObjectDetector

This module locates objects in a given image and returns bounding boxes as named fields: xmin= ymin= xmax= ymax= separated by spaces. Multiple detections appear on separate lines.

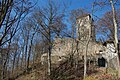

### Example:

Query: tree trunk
xmin=48 ymin=45 xmax=51 ymax=75
xmin=25 ymin=44 xmax=28 ymax=68
xmin=48 ymin=28 xmax=51 ymax=76
xmin=16 ymin=52 xmax=21 ymax=76
xmin=84 ymin=40 xmax=90 ymax=79
xmin=1 ymin=41 xmax=11 ymax=80
xmin=109 ymin=0 xmax=120 ymax=78
xmin=76 ymin=40 xmax=79 ymax=69
xmin=27 ymin=32 xmax=35 ymax=70
xmin=21 ymin=49 xmax=24 ymax=69
xmin=27 ymin=45 xmax=32 ymax=69
xmin=83 ymin=18 xmax=92 ymax=80
xmin=12 ymin=50 xmax=17 ymax=74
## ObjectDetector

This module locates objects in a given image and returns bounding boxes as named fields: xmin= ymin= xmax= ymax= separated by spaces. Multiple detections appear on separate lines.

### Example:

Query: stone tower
xmin=76 ymin=14 xmax=95 ymax=41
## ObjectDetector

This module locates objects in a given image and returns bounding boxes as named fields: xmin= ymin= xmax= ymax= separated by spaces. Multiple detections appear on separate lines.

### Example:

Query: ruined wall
xmin=41 ymin=14 xmax=116 ymax=66
xmin=76 ymin=14 xmax=95 ymax=41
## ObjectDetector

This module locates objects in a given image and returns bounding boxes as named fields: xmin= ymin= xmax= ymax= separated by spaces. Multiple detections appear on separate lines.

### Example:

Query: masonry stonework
xmin=41 ymin=14 xmax=118 ymax=69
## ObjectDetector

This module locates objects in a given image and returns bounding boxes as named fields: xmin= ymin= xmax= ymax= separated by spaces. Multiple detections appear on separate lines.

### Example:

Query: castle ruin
xmin=41 ymin=14 xmax=118 ymax=69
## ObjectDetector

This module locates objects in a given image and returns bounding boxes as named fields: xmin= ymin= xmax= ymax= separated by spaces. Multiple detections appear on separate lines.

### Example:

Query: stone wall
xmin=40 ymin=38 xmax=105 ymax=64
xmin=40 ymin=14 xmax=118 ymax=68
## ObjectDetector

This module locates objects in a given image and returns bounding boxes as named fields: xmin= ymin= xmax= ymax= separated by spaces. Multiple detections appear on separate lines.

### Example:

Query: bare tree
xmin=69 ymin=8 xmax=88 ymax=68
xmin=109 ymin=0 xmax=120 ymax=78
xmin=32 ymin=0 xmax=67 ymax=75
xmin=0 ymin=0 xmax=34 ymax=79
xmin=97 ymin=9 xmax=120 ymax=40
xmin=25 ymin=17 xmax=37 ymax=70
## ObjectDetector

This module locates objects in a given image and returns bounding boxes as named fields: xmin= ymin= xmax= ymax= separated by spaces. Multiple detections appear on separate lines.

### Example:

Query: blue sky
xmin=33 ymin=0 xmax=114 ymax=18
xmin=32 ymin=0 xmax=120 ymax=16
xmin=35 ymin=0 xmax=94 ymax=11
xmin=31 ymin=0 xmax=120 ymax=41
